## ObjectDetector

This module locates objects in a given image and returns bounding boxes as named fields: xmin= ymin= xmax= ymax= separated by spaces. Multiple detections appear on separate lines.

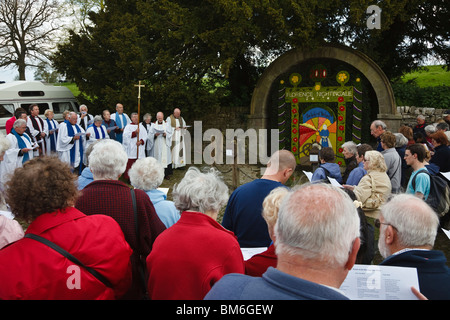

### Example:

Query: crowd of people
xmin=0 ymin=105 xmax=449 ymax=300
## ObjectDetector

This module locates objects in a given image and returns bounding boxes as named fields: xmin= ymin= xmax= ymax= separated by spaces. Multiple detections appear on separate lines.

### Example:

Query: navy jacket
xmin=222 ymin=179 xmax=287 ymax=248
xmin=380 ymin=249 xmax=450 ymax=300
xmin=205 ymin=267 xmax=349 ymax=300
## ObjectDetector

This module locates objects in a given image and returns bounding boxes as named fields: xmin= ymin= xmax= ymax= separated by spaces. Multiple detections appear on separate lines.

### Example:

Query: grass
xmin=401 ymin=65 xmax=450 ymax=87
xmin=53 ymin=82 xmax=81 ymax=96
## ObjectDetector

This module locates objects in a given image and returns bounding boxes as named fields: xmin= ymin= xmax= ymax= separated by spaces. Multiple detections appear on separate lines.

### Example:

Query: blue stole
xmin=88 ymin=124 xmax=106 ymax=139
xmin=11 ymin=128 xmax=31 ymax=163
xmin=115 ymin=112 xmax=125 ymax=143
xmin=65 ymin=120 xmax=84 ymax=174
xmin=46 ymin=118 xmax=58 ymax=152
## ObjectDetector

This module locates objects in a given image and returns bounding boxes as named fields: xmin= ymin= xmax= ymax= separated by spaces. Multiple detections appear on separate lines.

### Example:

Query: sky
xmin=0 ymin=67 xmax=36 ymax=83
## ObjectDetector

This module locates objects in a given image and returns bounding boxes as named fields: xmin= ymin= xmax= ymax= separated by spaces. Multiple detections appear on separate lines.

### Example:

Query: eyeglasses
xmin=375 ymin=219 xmax=398 ymax=231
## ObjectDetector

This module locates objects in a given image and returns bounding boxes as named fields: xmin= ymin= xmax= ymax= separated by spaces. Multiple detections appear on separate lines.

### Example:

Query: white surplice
xmin=123 ymin=123 xmax=147 ymax=160
xmin=149 ymin=121 xmax=173 ymax=168
xmin=0 ymin=133 xmax=35 ymax=189
xmin=56 ymin=122 xmax=86 ymax=169
xmin=167 ymin=116 xmax=187 ymax=168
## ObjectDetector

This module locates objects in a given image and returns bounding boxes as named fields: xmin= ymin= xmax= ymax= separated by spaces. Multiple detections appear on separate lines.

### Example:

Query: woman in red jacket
xmin=146 ymin=167 xmax=244 ymax=300
xmin=0 ymin=156 xmax=133 ymax=300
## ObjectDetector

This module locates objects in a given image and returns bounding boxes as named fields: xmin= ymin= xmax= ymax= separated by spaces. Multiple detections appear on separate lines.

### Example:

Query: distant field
xmin=53 ymin=82 xmax=81 ymax=96
xmin=401 ymin=65 xmax=450 ymax=87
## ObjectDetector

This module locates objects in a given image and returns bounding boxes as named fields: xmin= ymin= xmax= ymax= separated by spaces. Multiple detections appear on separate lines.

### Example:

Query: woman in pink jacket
xmin=0 ymin=156 xmax=133 ymax=300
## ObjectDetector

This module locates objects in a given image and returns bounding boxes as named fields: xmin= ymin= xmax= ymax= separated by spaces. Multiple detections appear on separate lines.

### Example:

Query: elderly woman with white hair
xmin=75 ymin=139 xmax=166 ymax=299
xmin=344 ymin=150 xmax=392 ymax=213
xmin=128 ymin=157 xmax=179 ymax=228
xmin=146 ymin=167 xmax=244 ymax=300
xmin=85 ymin=115 xmax=110 ymax=148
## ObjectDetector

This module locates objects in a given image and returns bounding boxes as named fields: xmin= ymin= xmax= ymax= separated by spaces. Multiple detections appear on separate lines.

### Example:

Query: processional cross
xmin=134 ymin=81 xmax=145 ymax=158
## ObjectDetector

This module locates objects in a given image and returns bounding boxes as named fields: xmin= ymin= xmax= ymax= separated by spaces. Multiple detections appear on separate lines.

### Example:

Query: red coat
xmin=146 ymin=211 xmax=244 ymax=300
xmin=0 ymin=207 xmax=133 ymax=300
xmin=244 ymin=244 xmax=277 ymax=277
xmin=75 ymin=180 xmax=166 ymax=299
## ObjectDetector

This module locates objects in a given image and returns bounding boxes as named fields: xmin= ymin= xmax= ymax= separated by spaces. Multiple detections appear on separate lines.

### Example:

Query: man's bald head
xmin=263 ymin=150 xmax=296 ymax=184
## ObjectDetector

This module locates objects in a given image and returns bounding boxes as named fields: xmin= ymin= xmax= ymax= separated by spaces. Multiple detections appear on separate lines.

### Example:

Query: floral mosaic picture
xmin=278 ymin=64 xmax=363 ymax=165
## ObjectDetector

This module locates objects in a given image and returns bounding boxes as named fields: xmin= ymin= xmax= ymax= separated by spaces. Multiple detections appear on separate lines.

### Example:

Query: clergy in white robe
xmin=110 ymin=103 xmax=131 ymax=143
xmin=77 ymin=104 xmax=94 ymax=131
xmin=149 ymin=112 xmax=173 ymax=178
xmin=1 ymin=119 xmax=35 ymax=187
xmin=142 ymin=113 xmax=154 ymax=157
xmin=85 ymin=115 xmax=110 ymax=149
xmin=56 ymin=112 xmax=86 ymax=175
xmin=27 ymin=104 xmax=48 ymax=156
xmin=167 ymin=108 xmax=187 ymax=169
xmin=122 ymin=113 xmax=147 ymax=180
xmin=44 ymin=109 xmax=60 ymax=155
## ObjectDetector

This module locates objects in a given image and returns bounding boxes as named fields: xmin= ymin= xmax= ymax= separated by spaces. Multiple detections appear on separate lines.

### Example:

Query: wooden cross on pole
xmin=134 ymin=81 xmax=145 ymax=158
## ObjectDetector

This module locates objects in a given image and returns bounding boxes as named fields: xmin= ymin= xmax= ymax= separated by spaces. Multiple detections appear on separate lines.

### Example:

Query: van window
xmin=0 ymin=104 xmax=14 ymax=117
xmin=21 ymin=103 xmax=49 ymax=115
xmin=52 ymin=102 xmax=75 ymax=113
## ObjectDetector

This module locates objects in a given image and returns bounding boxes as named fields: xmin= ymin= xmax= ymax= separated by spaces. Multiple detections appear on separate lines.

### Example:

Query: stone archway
xmin=248 ymin=44 xmax=401 ymax=130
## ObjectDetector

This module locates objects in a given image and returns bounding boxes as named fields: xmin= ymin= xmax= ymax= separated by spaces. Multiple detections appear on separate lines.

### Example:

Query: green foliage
xmin=401 ymin=65 xmax=450 ymax=87
xmin=392 ymin=82 xmax=450 ymax=109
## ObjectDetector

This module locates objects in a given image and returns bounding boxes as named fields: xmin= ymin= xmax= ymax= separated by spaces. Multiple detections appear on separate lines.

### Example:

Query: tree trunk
xmin=18 ymin=63 xmax=26 ymax=80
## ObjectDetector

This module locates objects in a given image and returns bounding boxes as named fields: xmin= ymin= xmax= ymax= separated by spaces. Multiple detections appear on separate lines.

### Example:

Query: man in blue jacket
xmin=206 ymin=183 xmax=361 ymax=300
xmin=222 ymin=150 xmax=296 ymax=247
xmin=378 ymin=193 xmax=450 ymax=300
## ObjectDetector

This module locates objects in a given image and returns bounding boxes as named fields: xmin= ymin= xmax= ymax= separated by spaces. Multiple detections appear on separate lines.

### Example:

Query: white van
xmin=0 ymin=81 xmax=79 ymax=132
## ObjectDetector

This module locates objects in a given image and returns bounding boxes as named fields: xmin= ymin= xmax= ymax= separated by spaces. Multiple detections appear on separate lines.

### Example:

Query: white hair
xmin=93 ymin=115 xmax=103 ymax=123
xmin=129 ymin=157 xmax=164 ymax=191
xmin=275 ymin=183 xmax=360 ymax=266
xmin=424 ymin=124 xmax=436 ymax=134
xmin=13 ymin=119 xmax=26 ymax=128
xmin=172 ymin=167 xmax=228 ymax=213
xmin=88 ymin=139 xmax=127 ymax=180
xmin=372 ymin=120 xmax=387 ymax=130
xmin=380 ymin=194 xmax=439 ymax=248
xmin=394 ymin=133 xmax=408 ymax=148
xmin=342 ymin=141 xmax=357 ymax=155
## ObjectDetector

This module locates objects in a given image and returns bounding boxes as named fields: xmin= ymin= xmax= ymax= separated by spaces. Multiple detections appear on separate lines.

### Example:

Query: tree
xmin=0 ymin=0 xmax=62 ymax=80
xmin=52 ymin=0 xmax=449 ymax=115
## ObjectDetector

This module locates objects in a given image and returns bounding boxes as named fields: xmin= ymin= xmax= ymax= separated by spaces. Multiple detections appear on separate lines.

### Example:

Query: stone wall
xmin=397 ymin=106 xmax=448 ymax=126
xmin=199 ymin=106 xmax=249 ymax=131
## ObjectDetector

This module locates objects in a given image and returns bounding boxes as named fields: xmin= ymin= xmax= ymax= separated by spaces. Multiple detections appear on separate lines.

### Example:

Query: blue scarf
xmin=65 ymin=120 xmax=84 ymax=174
xmin=88 ymin=124 xmax=106 ymax=139
xmin=46 ymin=118 xmax=58 ymax=152
xmin=11 ymin=128 xmax=31 ymax=163
xmin=115 ymin=112 xmax=125 ymax=143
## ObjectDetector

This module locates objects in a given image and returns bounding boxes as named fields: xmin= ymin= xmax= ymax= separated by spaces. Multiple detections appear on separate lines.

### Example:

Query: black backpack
xmin=412 ymin=169 xmax=450 ymax=217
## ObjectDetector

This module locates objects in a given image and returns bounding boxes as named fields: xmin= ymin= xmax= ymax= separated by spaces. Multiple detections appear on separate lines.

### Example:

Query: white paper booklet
xmin=339 ymin=264 xmax=420 ymax=300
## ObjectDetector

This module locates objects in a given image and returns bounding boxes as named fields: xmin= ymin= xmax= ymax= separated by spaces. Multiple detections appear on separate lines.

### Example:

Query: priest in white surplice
xmin=166 ymin=108 xmax=187 ymax=169
xmin=122 ymin=112 xmax=147 ymax=180
xmin=57 ymin=112 xmax=86 ymax=175
xmin=149 ymin=112 xmax=173 ymax=179
xmin=0 ymin=119 xmax=35 ymax=188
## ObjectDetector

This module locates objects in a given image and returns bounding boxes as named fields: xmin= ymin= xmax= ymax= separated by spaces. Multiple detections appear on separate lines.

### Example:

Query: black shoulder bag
xmin=24 ymin=233 xmax=113 ymax=288
xmin=131 ymin=188 xmax=150 ymax=299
